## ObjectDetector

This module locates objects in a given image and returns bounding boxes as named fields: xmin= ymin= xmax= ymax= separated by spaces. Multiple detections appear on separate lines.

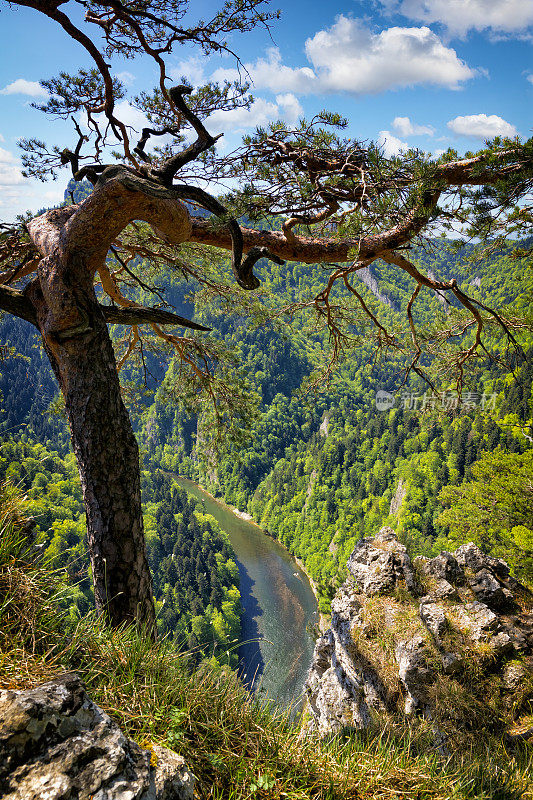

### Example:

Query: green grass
xmin=1 ymin=483 xmax=532 ymax=800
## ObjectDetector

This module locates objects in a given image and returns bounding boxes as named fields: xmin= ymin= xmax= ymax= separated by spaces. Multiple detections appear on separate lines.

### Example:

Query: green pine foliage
xmin=0 ymin=436 xmax=241 ymax=663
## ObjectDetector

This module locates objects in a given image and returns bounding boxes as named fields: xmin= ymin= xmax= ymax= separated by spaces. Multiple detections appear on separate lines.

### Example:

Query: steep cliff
xmin=304 ymin=527 xmax=533 ymax=747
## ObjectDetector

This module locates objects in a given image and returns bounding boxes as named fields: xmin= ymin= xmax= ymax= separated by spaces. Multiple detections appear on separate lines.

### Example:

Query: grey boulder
xmin=347 ymin=526 xmax=418 ymax=596
xmin=0 ymin=673 xmax=195 ymax=800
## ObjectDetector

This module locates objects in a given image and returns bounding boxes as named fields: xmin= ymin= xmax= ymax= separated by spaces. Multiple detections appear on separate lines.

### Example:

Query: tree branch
xmin=102 ymin=305 xmax=211 ymax=330
xmin=16 ymin=0 xmax=135 ymax=160
xmin=0 ymin=284 xmax=209 ymax=332
xmin=152 ymin=85 xmax=221 ymax=186
xmin=189 ymin=217 xmax=355 ymax=263
xmin=188 ymin=188 xmax=442 ymax=265
xmin=0 ymin=285 xmax=37 ymax=326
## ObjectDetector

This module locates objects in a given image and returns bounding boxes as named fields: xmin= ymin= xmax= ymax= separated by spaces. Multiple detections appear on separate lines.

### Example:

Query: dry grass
xmin=348 ymin=595 xmax=426 ymax=701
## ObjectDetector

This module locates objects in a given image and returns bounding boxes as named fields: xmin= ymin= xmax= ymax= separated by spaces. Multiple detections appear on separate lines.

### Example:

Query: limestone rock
xmin=0 ymin=674 xmax=195 ymax=800
xmin=455 ymin=542 xmax=510 ymax=580
xmin=150 ymin=746 xmax=195 ymax=800
xmin=302 ymin=583 xmax=389 ymax=736
xmin=424 ymin=551 xmax=466 ymax=585
xmin=347 ymin=526 xmax=418 ymax=596
xmin=419 ymin=601 xmax=447 ymax=639
xmin=304 ymin=631 xmax=374 ymax=735
xmin=455 ymin=600 xmax=499 ymax=640
xmin=468 ymin=568 xmax=517 ymax=611
xmin=502 ymin=661 xmax=528 ymax=690
xmin=432 ymin=579 xmax=458 ymax=600
xmin=305 ymin=530 xmax=533 ymax=745
xmin=394 ymin=635 xmax=433 ymax=714
xmin=414 ymin=553 xmax=463 ymax=600
xmin=441 ymin=652 xmax=462 ymax=674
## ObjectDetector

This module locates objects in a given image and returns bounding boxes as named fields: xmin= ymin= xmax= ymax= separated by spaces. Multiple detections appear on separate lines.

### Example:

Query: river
xmin=173 ymin=476 xmax=318 ymax=711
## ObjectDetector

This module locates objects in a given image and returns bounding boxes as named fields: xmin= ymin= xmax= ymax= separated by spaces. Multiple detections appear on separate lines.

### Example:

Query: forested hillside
xmin=150 ymin=235 xmax=533 ymax=611
xmin=1 ymin=192 xmax=531 ymax=618
xmin=0 ymin=435 xmax=241 ymax=664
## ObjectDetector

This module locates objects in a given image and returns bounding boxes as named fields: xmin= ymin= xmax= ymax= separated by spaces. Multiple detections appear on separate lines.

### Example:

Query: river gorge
xmin=173 ymin=476 xmax=318 ymax=710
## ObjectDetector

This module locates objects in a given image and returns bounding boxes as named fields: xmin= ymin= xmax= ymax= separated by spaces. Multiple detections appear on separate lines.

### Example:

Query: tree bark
xmin=26 ymin=269 xmax=156 ymax=633
xmin=19 ymin=181 xmax=193 ymax=633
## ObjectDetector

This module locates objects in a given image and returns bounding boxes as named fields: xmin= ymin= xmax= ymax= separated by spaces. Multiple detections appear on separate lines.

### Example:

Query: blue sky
xmin=0 ymin=0 xmax=531 ymax=220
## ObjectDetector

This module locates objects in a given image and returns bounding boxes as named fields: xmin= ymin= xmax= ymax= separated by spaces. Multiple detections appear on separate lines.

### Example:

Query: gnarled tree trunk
xmin=20 ymin=179 xmax=194 ymax=632
xmin=26 ymin=261 xmax=156 ymax=631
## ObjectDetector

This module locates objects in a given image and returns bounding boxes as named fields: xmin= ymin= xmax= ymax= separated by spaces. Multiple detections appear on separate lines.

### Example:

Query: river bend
xmin=173 ymin=476 xmax=318 ymax=710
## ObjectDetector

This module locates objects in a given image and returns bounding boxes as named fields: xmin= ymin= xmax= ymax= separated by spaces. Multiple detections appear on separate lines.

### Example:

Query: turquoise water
xmin=173 ymin=476 xmax=318 ymax=710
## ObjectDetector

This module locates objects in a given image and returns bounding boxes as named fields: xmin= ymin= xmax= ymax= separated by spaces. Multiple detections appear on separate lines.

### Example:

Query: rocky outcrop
xmin=355 ymin=266 xmax=399 ymax=312
xmin=0 ymin=673 xmax=195 ymax=800
xmin=389 ymin=478 xmax=406 ymax=516
xmin=346 ymin=527 xmax=418 ymax=596
xmin=304 ymin=528 xmax=533 ymax=744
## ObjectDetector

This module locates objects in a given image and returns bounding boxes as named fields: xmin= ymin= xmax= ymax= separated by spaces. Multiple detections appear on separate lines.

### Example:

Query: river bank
xmin=197 ymin=482 xmax=329 ymax=633
xmin=171 ymin=474 xmax=318 ymax=709
xmin=227 ymin=500 xmax=329 ymax=633
xmin=293 ymin=556 xmax=330 ymax=633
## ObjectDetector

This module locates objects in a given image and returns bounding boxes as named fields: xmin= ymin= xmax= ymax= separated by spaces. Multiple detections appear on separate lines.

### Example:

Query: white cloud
xmin=393 ymin=116 xmax=435 ymax=136
xmin=0 ymin=178 xmax=66 ymax=220
xmin=214 ymin=17 xmax=475 ymax=96
xmin=0 ymin=183 xmax=63 ymax=219
xmin=0 ymin=147 xmax=17 ymax=164
xmin=527 ymin=73 xmax=533 ymax=84
xmin=394 ymin=0 xmax=533 ymax=37
xmin=95 ymin=94 xmax=300 ymax=149
xmin=0 ymin=145 xmax=66 ymax=220
xmin=170 ymin=57 xmax=208 ymax=87
xmin=207 ymin=93 xmax=304 ymax=133
xmin=0 ymin=133 xmax=4 ymax=142
xmin=447 ymin=113 xmax=518 ymax=138
xmin=42 ymin=186 xmax=65 ymax=203
xmin=212 ymin=48 xmax=317 ymax=94
xmin=378 ymin=130 xmax=410 ymax=157
xmin=0 ymin=78 xmax=48 ymax=98
xmin=305 ymin=18 xmax=475 ymax=93
xmin=0 ymin=146 xmax=24 ymax=187
xmin=117 ymin=71 xmax=135 ymax=86
xmin=274 ymin=93 xmax=304 ymax=125
xmin=207 ymin=98 xmax=277 ymax=132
